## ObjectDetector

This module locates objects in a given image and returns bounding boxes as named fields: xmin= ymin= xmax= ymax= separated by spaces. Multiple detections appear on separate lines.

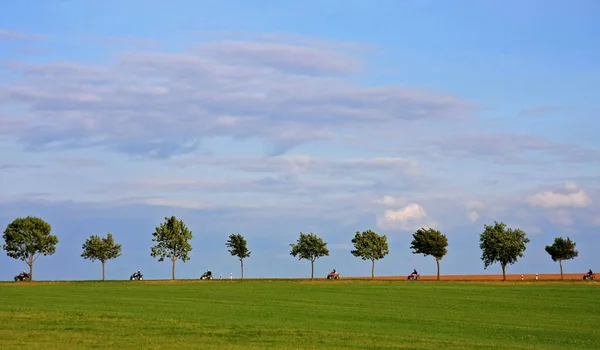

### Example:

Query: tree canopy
xmin=351 ymin=229 xmax=389 ymax=279
xmin=410 ymin=228 xmax=448 ymax=280
xmin=226 ymin=233 xmax=251 ymax=279
xmin=289 ymin=232 xmax=329 ymax=279
xmin=150 ymin=216 xmax=193 ymax=280
xmin=545 ymin=236 xmax=578 ymax=280
xmin=2 ymin=216 xmax=59 ymax=281
xmin=81 ymin=233 xmax=122 ymax=281
xmin=479 ymin=221 xmax=530 ymax=280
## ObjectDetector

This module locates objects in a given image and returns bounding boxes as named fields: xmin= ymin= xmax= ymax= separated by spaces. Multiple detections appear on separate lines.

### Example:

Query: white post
xmin=230 ymin=273 xmax=232 ymax=280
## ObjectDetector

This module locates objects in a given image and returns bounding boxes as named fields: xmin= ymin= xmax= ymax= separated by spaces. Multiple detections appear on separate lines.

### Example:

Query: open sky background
xmin=1 ymin=0 xmax=599 ymax=281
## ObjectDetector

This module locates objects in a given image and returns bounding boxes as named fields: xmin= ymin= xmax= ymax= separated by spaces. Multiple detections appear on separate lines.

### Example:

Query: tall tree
xmin=225 ymin=233 xmax=251 ymax=280
xmin=410 ymin=228 xmax=448 ymax=280
xmin=351 ymin=229 xmax=389 ymax=280
xmin=289 ymin=232 xmax=329 ymax=280
xmin=2 ymin=216 xmax=58 ymax=281
xmin=545 ymin=236 xmax=578 ymax=280
xmin=479 ymin=221 xmax=530 ymax=281
xmin=150 ymin=216 xmax=193 ymax=280
xmin=81 ymin=233 xmax=122 ymax=281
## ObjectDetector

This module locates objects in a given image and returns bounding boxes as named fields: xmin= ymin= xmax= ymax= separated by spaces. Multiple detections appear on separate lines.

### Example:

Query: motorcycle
xmin=327 ymin=271 xmax=340 ymax=280
xmin=583 ymin=273 xmax=596 ymax=281
xmin=407 ymin=273 xmax=420 ymax=280
xmin=130 ymin=273 xmax=143 ymax=280
xmin=200 ymin=271 xmax=213 ymax=280
xmin=14 ymin=272 xmax=30 ymax=282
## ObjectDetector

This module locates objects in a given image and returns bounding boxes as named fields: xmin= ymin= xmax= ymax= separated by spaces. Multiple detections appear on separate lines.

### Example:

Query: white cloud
xmin=527 ymin=183 xmax=592 ymax=208
xmin=0 ymin=33 xmax=474 ymax=158
xmin=547 ymin=210 xmax=573 ymax=226
xmin=505 ymin=222 xmax=542 ymax=235
xmin=376 ymin=203 xmax=436 ymax=231
xmin=121 ymin=197 xmax=213 ymax=209
xmin=467 ymin=211 xmax=479 ymax=223
xmin=465 ymin=200 xmax=483 ymax=222
xmin=374 ymin=195 xmax=403 ymax=206
xmin=0 ymin=29 xmax=43 ymax=41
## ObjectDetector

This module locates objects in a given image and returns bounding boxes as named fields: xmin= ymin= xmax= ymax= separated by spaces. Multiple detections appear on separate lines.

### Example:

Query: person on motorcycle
xmin=588 ymin=269 xmax=594 ymax=276
xmin=332 ymin=269 xmax=337 ymax=274
xmin=412 ymin=269 xmax=418 ymax=276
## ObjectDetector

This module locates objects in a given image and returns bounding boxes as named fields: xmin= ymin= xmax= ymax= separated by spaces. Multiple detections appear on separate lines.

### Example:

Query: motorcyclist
xmin=588 ymin=269 xmax=594 ymax=276
xmin=332 ymin=269 xmax=337 ymax=275
xmin=412 ymin=269 xmax=418 ymax=276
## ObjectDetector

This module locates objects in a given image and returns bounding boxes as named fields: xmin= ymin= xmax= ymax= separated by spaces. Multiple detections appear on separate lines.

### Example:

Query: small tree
xmin=81 ymin=233 xmax=122 ymax=281
xmin=351 ymin=229 xmax=389 ymax=280
xmin=545 ymin=236 xmax=578 ymax=280
xmin=410 ymin=228 xmax=448 ymax=280
xmin=226 ymin=233 xmax=251 ymax=280
xmin=479 ymin=221 xmax=530 ymax=281
xmin=150 ymin=216 xmax=193 ymax=280
xmin=2 ymin=216 xmax=59 ymax=281
xmin=289 ymin=232 xmax=329 ymax=280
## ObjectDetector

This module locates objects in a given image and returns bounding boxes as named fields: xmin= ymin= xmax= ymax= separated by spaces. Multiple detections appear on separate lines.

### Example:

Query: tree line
xmin=2 ymin=215 xmax=582 ymax=281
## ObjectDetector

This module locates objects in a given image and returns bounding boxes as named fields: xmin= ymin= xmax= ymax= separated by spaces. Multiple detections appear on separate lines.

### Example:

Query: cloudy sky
xmin=1 ymin=0 xmax=599 ymax=280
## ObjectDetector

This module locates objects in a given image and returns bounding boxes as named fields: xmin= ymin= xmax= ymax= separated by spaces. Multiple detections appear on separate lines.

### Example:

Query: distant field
xmin=361 ymin=273 xmax=589 ymax=281
xmin=1 ymin=279 xmax=598 ymax=349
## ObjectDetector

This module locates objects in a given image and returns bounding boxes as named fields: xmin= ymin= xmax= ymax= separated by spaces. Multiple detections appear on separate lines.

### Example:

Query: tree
xmin=479 ymin=221 xmax=530 ymax=281
xmin=545 ymin=236 xmax=578 ymax=280
xmin=2 ymin=216 xmax=59 ymax=281
xmin=351 ymin=229 xmax=389 ymax=280
xmin=289 ymin=232 xmax=329 ymax=280
xmin=81 ymin=233 xmax=122 ymax=281
xmin=410 ymin=228 xmax=448 ymax=280
xmin=225 ymin=233 xmax=251 ymax=280
xmin=150 ymin=216 xmax=193 ymax=280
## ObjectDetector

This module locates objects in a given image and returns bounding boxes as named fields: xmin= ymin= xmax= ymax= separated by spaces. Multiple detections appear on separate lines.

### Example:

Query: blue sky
xmin=1 ymin=0 xmax=599 ymax=281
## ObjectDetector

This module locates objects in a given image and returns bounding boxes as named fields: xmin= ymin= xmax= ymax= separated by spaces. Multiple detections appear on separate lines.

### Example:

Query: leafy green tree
xmin=226 ymin=233 xmax=251 ymax=280
xmin=479 ymin=221 xmax=530 ymax=281
xmin=410 ymin=228 xmax=448 ymax=280
xmin=150 ymin=216 xmax=193 ymax=280
xmin=351 ymin=229 xmax=389 ymax=280
xmin=81 ymin=233 xmax=122 ymax=281
xmin=2 ymin=216 xmax=59 ymax=281
xmin=545 ymin=236 xmax=578 ymax=280
xmin=289 ymin=232 xmax=329 ymax=280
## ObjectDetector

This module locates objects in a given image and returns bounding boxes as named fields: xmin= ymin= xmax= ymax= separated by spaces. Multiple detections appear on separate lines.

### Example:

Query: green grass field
xmin=1 ymin=280 xmax=598 ymax=349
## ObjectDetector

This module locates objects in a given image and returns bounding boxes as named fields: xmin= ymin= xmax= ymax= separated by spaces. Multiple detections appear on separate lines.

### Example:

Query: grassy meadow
xmin=0 ymin=279 xmax=598 ymax=349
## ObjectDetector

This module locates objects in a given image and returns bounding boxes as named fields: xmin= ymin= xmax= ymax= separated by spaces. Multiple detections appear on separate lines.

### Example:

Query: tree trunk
xmin=559 ymin=259 xmax=563 ymax=281
xmin=371 ymin=259 xmax=375 ymax=280
xmin=311 ymin=259 xmax=315 ymax=280
xmin=436 ymin=258 xmax=440 ymax=281
xmin=102 ymin=260 xmax=106 ymax=281
xmin=28 ymin=259 xmax=34 ymax=282
xmin=502 ymin=264 xmax=506 ymax=281
xmin=240 ymin=259 xmax=244 ymax=280
xmin=171 ymin=258 xmax=176 ymax=280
